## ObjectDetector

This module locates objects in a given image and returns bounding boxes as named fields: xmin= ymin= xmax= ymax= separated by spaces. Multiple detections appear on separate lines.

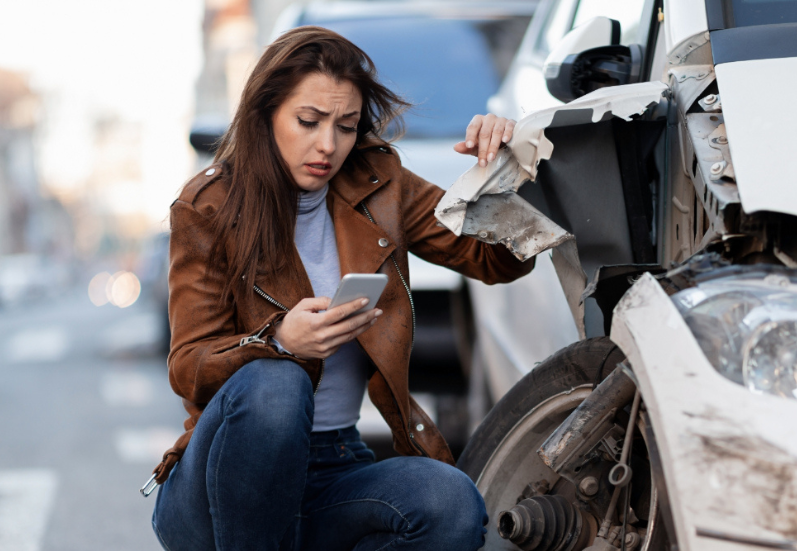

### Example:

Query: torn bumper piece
xmin=435 ymin=81 xmax=668 ymax=337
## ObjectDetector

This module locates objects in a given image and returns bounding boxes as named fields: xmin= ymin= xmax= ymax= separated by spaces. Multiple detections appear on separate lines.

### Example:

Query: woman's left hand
xmin=453 ymin=114 xmax=516 ymax=167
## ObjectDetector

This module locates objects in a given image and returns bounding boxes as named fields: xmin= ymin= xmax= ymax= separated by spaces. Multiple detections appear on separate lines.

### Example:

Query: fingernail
xmin=466 ymin=140 xmax=474 ymax=148
xmin=479 ymin=159 xmax=486 ymax=167
xmin=502 ymin=135 xmax=509 ymax=143
xmin=487 ymin=152 xmax=495 ymax=162
xmin=374 ymin=309 xmax=383 ymax=317
xmin=361 ymin=298 xmax=369 ymax=306
xmin=371 ymin=319 xmax=377 ymax=325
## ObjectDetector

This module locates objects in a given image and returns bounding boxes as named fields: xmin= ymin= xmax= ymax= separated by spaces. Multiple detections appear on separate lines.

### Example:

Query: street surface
xmin=0 ymin=284 xmax=405 ymax=551
xmin=0 ymin=289 xmax=183 ymax=550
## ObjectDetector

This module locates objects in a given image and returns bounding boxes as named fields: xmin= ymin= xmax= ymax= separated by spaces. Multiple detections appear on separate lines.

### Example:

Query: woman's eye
xmin=297 ymin=117 xmax=317 ymax=128
xmin=339 ymin=125 xmax=357 ymax=134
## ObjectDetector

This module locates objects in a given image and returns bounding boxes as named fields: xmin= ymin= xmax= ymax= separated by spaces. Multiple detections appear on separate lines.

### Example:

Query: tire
xmin=458 ymin=337 xmax=669 ymax=550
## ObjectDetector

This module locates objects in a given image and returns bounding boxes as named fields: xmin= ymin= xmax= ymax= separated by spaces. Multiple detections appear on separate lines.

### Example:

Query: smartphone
xmin=328 ymin=273 xmax=389 ymax=315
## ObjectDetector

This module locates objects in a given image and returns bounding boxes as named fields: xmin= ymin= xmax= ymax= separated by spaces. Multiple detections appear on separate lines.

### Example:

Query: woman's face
xmin=272 ymin=73 xmax=362 ymax=192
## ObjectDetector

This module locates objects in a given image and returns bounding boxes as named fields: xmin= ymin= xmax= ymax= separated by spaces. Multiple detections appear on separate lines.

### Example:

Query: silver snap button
xmin=378 ymin=238 xmax=389 ymax=248
xmin=415 ymin=423 xmax=424 ymax=432
xmin=369 ymin=175 xmax=379 ymax=184
xmin=205 ymin=168 xmax=216 ymax=176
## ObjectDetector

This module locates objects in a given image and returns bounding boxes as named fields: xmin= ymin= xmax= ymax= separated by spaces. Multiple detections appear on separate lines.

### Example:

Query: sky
xmin=0 ymin=0 xmax=205 ymax=231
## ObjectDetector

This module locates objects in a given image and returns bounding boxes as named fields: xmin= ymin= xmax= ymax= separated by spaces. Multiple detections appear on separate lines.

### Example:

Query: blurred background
xmin=0 ymin=0 xmax=535 ymax=549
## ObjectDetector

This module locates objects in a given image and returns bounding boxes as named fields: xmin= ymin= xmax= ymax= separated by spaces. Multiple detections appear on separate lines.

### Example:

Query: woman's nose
xmin=316 ymin=127 xmax=336 ymax=155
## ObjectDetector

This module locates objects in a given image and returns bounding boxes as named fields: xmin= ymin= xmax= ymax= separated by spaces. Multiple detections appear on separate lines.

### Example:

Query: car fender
xmin=611 ymin=272 xmax=797 ymax=550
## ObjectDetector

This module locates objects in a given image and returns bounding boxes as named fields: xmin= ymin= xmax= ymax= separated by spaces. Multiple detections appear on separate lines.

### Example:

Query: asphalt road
xmin=0 ymin=288 xmax=184 ymax=551
xmin=0 ymin=285 xmax=406 ymax=551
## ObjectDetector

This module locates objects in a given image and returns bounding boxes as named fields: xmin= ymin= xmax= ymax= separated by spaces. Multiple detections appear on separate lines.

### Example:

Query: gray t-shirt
xmin=293 ymin=184 xmax=370 ymax=432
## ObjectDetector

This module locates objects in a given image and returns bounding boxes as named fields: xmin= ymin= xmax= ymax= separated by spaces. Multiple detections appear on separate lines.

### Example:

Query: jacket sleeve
xmin=398 ymin=165 xmax=535 ymax=284
xmin=166 ymin=199 xmax=293 ymax=405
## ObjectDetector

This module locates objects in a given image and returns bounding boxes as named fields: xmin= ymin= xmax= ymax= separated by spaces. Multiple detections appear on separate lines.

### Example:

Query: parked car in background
xmin=190 ymin=0 xmax=537 ymax=453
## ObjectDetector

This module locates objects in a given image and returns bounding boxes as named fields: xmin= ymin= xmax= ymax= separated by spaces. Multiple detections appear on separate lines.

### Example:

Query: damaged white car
xmin=439 ymin=0 xmax=797 ymax=550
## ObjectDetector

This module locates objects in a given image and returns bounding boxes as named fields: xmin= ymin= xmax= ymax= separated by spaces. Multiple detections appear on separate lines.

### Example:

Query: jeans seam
xmin=309 ymin=498 xmax=412 ymax=531
xmin=373 ymin=536 xmax=404 ymax=551
xmin=152 ymin=520 xmax=174 ymax=551
xmin=210 ymin=391 xmax=235 ymax=551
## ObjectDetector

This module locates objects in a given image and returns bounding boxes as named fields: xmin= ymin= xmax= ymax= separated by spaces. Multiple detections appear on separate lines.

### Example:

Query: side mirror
xmin=544 ymin=17 xmax=643 ymax=103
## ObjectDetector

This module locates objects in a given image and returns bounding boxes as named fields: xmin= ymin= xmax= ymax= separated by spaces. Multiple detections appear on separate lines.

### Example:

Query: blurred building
xmin=192 ymin=0 xmax=258 ymax=166
xmin=191 ymin=0 xmax=294 ymax=166
xmin=0 ymin=69 xmax=73 ymax=257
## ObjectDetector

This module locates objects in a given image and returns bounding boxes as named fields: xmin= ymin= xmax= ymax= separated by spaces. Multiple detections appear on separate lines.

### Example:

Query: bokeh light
xmin=107 ymin=271 xmax=141 ymax=308
xmin=88 ymin=272 xmax=112 ymax=306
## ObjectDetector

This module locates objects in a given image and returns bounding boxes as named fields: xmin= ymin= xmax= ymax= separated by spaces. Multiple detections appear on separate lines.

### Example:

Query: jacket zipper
xmin=360 ymin=202 xmax=427 ymax=457
xmin=253 ymin=284 xmax=289 ymax=311
xmin=248 ymin=284 xmax=325 ymax=395
xmin=359 ymin=202 xmax=416 ymax=351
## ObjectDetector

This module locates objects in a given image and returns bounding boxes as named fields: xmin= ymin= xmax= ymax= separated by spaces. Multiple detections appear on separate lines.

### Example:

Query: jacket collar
xmin=329 ymin=140 xmax=396 ymax=207
xmin=252 ymin=139 xmax=398 ymax=309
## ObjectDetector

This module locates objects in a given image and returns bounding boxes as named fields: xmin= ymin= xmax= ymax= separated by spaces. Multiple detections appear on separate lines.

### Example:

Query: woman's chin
xmin=296 ymin=178 xmax=330 ymax=192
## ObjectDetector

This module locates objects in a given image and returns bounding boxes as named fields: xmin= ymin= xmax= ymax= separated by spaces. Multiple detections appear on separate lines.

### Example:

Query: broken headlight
xmin=672 ymin=273 xmax=797 ymax=400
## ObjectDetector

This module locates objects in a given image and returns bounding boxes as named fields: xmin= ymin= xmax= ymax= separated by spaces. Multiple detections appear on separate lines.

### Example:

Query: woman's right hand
xmin=272 ymin=297 xmax=382 ymax=359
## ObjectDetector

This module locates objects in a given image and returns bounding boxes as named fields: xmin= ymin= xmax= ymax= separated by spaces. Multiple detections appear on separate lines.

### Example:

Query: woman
xmin=151 ymin=26 xmax=534 ymax=550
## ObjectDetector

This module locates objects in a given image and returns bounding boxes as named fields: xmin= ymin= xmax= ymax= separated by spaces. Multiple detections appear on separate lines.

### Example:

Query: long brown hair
xmin=209 ymin=26 xmax=409 ymax=303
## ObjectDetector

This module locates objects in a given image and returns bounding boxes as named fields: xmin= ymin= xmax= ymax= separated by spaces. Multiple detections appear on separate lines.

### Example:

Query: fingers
xmin=296 ymin=296 xmax=332 ymax=312
xmin=320 ymin=316 xmax=379 ymax=356
xmin=452 ymin=141 xmax=470 ymax=155
xmin=322 ymin=307 xmax=382 ymax=341
xmin=324 ymin=297 xmax=370 ymax=324
xmin=280 ymin=297 xmax=384 ymax=360
xmin=503 ymin=119 xmax=516 ymax=144
xmin=461 ymin=115 xmax=517 ymax=167
xmin=476 ymin=113 xmax=496 ymax=167
xmin=464 ymin=116 xmax=482 ymax=155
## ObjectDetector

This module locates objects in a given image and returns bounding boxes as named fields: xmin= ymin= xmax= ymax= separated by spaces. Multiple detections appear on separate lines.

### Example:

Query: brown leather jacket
xmin=152 ymin=141 xmax=534 ymax=483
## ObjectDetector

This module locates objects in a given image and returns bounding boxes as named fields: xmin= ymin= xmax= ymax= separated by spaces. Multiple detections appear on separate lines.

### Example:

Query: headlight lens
xmin=672 ymin=273 xmax=797 ymax=400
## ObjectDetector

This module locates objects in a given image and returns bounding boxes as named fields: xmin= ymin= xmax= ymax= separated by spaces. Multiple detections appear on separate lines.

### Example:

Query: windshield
xmin=300 ymin=16 xmax=530 ymax=139
xmin=728 ymin=0 xmax=797 ymax=27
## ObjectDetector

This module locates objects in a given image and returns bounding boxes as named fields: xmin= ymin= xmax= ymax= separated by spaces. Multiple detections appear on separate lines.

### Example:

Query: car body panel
xmin=715 ymin=56 xmax=797 ymax=217
xmin=664 ymin=0 xmax=708 ymax=54
xmin=612 ymin=272 xmax=797 ymax=550
xmin=440 ymin=81 xmax=667 ymax=343
xmin=470 ymin=252 xmax=579 ymax=403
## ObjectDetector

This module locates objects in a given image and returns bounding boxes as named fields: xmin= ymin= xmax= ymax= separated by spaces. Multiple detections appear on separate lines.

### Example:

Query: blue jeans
xmin=151 ymin=359 xmax=487 ymax=550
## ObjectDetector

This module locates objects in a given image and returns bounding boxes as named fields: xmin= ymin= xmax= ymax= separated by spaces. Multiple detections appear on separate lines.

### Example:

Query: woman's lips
xmin=305 ymin=163 xmax=332 ymax=177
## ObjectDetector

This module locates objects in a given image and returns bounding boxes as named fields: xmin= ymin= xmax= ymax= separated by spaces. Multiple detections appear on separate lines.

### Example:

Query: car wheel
xmin=458 ymin=337 xmax=671 ymax=550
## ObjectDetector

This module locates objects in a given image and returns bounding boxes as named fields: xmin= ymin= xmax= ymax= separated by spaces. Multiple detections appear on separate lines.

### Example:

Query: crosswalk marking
xmin=114 ymin=428 xmax=182 ymax=463
xmin=101 ymin=312 xmax=163 ymax=353
xmin=101 ymin=371 xmax=155 ymax=407
xmin=0 ymin=469 xmax=58 ymax=551
xmin=6 ymin=327 xmax=68 ymax=364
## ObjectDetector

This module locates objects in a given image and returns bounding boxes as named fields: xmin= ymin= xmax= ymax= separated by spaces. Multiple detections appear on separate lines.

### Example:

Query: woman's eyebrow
xmin=299 ymin=106 xmax=360 ymax=118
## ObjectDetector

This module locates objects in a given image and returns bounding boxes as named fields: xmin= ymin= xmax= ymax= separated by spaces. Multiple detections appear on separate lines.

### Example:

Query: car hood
xmin=715 ymin=56 xmax=797 ymax=217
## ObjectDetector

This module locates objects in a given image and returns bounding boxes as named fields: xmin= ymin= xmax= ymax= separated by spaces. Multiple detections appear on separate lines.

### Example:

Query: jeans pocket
xmin=341 ymin=440 xmax=376 ymax=463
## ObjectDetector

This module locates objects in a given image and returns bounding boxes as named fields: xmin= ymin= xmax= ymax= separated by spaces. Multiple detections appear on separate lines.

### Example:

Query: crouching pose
xmin=150 ymin=26 xmax=533 ymax=551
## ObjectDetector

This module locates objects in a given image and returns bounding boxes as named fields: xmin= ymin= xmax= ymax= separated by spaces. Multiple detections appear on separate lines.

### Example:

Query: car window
xmin=535 ymin=0 xmax=578 ymax=57
xmin=572 ymin=0 xmax=648 ymax=45
xmin=306 ymin=16 xmax=530 ymax=139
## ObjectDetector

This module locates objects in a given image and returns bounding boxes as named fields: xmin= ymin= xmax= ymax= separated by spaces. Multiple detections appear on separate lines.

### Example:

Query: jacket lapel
xmin=252 ymin=144 xmax=397 ymax=305
xmin=328 ymin=192 xmax=395 ymax=276
xmin=328 ymin=152 xmax=397 ymax=276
